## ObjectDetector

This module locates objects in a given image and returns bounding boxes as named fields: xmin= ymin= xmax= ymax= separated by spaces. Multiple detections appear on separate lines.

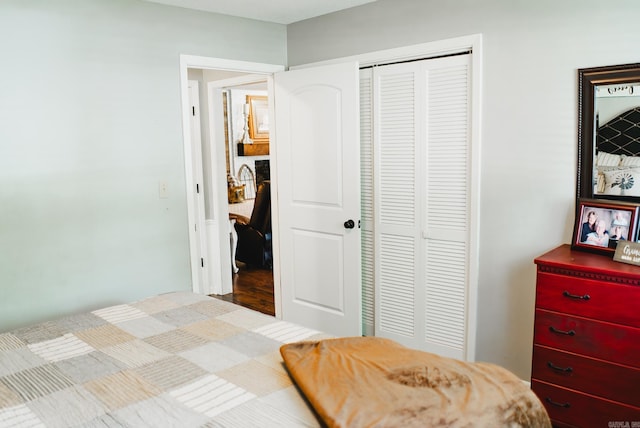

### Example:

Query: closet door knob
xmin=344 ymin=219 xmax=355 ymax=229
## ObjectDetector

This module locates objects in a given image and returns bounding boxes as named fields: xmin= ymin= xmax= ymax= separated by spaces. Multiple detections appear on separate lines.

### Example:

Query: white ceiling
xmin=143 ymin=0 xmax=377 ymax=24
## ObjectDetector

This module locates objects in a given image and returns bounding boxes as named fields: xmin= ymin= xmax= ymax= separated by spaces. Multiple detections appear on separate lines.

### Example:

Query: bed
xmin=0 ymin=292 xmax=550 ymax=427
xmin=594 ymin=106 xmax=640 ymax=196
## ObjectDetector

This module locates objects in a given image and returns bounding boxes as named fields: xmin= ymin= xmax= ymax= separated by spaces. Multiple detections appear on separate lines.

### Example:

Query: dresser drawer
xmin=532 ymin=380 xmax=640 ymax=427
xmin=536 ymin=271 xmax=640 ymax=327
xmin=534 ymin=309 xmax=640 ymax=368
xmin=532 ymin=345 xmax=640 ymax=407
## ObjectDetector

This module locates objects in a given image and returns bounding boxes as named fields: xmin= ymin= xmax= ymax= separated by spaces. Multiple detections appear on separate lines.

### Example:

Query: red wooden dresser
xmin=532 ymin=244 xmax=640 ymax=427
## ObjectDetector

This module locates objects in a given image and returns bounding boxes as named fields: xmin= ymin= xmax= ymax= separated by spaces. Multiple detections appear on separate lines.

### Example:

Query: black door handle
xmin=344 ymin=219 xmax=355 ymax=229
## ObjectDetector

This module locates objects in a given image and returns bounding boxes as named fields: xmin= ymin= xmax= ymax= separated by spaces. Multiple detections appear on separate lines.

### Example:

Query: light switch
xmin=159 ymin=181 xmax=169 ymax=198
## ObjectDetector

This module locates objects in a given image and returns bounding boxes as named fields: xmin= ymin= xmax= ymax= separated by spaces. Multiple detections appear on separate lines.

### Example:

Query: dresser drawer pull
xmin=545 ymin=397 xmax=571 ymax=408
xmin=546 ymin=361 xmax=573 ymax=373
xmin=549 ymin=326 xmax=576 ymax=336
xmin=562 ymin=290 xmax=590 ymax=301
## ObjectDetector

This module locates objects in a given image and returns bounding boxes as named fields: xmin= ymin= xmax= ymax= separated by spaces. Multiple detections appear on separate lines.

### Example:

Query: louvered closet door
xmin=373 ymin=54 xmax=472 ymax=359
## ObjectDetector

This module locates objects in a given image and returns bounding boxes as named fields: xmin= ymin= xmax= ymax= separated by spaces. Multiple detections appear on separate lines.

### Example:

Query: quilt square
xmin=115 ymin=316 xmax=175 ymax=339
xmin=55 ymin=352 xmax=126 ymax=384
xmin=186 ymin=299 xmax=238 ymax=318
xmin=252 ymin=321 xmax=320 ymax=343
xmin=0 ymin=364 xmax=73 ymax=401
xmin=169 ymin=374 xmax=256 ymax=418
xmin=92 ymin=304 xmax=147 ymax=324
xmin=217 ymin=308 xmax=276 ymax=330
xmin=130 ymin=294 xmax=181 ymax=315
xmin=112 ymin=395 xmax=209 ymax=427
xmin=0 ymin=383 xmax=22 ymax=408
xmin=52 ymin=312 xmax=106 ymax=334
xmin=84 ymin=370 xmax=161 ymax=411
xmin=0 ymin=334 xmax=25 ymax=352
xmin=27 ymin=333 xmax=94 ymax=363
xmin=151 ymin=307 xmax=209 ymax=328
xmin=179 ymin=342 xmax=249 ymax=373
xmin=11 ymin=321 xmax=67 ymax=345
xmin=217 ymin=359 xmax=292 ymax=396
xmin=217 ymin=331 xmax=281 ymax=359
xmin=74 ymin=324 xmax=136 ymax=349
xmin=0 ymin=347 xmax=47 ymax=377
xmin=0 ymin=403 xmax=44 ymax=428
xmin=133 ymin=356 xmax=208 ymax=390
xmin=28 ymin=386 xmax=106 ymax=428
xmin=181 ymin=318 xmax=244 ymax=342
xmin=100 ymin=339 xmax=170 ymax=368
xmin=143 ymin=329 xmax=209 ymax=354
xmin=206 ymin=395 xmax=317 ymax=428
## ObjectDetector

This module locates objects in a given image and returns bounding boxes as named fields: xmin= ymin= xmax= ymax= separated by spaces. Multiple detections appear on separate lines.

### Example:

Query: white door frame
xmin=179 ymin=55 xmax=284 ymax=297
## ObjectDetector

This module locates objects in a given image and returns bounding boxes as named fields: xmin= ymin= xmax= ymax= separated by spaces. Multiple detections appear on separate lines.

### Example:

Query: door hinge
xmin=192 ymin=106 xmax=195 ymax=116
xmin=201 ymin=258 xmax=204 ymax=268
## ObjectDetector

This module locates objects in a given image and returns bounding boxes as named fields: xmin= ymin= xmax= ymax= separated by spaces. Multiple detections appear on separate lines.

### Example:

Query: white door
xmin=274 ymin=62 xmax=362 ymax=337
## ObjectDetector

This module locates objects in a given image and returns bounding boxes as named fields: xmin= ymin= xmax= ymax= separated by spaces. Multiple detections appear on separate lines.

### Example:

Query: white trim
xmin=291 ymin=34 xmax=481 ymax=70
xmin=207 ymin=74 xmax=270 ymax=89
xmin=466 ymin=35 xmax=483 ymax=362
xmin=179 ymin=55 xmax=284 ymax=296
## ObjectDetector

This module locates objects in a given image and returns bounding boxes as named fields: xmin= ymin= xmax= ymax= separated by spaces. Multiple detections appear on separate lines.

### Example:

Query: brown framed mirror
xmin=577 ymin=63 xmax=640 ymax=203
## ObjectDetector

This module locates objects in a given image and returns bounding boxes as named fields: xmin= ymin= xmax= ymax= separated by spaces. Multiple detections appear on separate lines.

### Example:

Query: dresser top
xmin=536 ymin=244 xmax=640 ymax=282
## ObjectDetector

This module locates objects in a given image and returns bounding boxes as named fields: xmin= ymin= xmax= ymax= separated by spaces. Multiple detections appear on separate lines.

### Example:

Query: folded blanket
xmin=280 ymin=337 xmax=551 ymax=428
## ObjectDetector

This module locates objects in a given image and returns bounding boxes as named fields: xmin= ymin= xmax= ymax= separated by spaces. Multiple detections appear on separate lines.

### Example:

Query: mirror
xmin=578 ymin=63 xmax=640 ymax=202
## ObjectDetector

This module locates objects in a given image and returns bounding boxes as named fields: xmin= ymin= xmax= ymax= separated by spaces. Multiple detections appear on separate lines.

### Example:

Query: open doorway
xmin=180 ymin=55 xmax=284 ymax=317
xmin=218 ymin=82 xmax=275 ymax=315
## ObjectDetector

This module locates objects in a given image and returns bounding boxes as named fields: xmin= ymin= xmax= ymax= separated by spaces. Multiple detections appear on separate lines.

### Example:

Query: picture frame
xmin=247 ymin=95 xmax=269 ymax=143
xmin=572 ymin=198 xmax=639 ymax=255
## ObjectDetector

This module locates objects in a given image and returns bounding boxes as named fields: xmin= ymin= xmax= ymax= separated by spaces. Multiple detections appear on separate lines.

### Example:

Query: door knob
xmin=344 ymin=219 xmax=355 ymax=229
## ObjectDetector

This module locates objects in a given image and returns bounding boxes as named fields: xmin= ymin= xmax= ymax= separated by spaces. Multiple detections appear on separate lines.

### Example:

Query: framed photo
xmin=247 ymin=95 xmax=269 ymax=143
xmin=572 ymin=198 xmax=639 ymax=255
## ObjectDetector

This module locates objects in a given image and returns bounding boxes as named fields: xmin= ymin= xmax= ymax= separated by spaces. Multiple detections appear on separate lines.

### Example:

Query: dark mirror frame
xmin=577 ymin=62 xmax=640 ymax=203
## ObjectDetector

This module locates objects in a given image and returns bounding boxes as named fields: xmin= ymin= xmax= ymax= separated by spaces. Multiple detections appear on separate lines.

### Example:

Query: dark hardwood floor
xmin=212 ymin=262 xmax=275 ymax=316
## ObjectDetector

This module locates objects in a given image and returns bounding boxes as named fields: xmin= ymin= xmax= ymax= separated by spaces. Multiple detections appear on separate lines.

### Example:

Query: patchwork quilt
xmin=0 ymin=292 xmax=328 ymax=427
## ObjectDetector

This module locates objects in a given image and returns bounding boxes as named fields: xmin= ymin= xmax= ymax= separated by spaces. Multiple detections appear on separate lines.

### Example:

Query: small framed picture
xmin=572 ymin=198 xmax=639 ymax=255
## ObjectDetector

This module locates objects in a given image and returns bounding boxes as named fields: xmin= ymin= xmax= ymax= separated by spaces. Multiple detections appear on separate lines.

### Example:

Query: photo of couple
xmin=579 ymin=208 xmax=631 ymax=249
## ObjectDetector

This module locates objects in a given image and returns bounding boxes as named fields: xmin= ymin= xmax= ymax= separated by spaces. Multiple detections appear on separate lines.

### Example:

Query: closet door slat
xmin=360 ymin=69 xmax=375 ymax=334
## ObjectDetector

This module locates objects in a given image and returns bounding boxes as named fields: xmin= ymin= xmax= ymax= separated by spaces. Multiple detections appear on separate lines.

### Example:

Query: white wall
xmin=287 ymin=0 xmax=640 ymax=379
xmin=0 ymin=0 xmax=286 ymax=331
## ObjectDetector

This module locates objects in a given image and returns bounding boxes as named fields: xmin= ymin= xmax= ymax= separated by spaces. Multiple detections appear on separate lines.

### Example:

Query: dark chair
xmin=234 ymin=181 xmax=272 ymax=269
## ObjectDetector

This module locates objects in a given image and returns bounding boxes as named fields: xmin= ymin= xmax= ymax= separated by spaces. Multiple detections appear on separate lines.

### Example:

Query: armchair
xmin=233 ymin=180 xmax=272 ymax=269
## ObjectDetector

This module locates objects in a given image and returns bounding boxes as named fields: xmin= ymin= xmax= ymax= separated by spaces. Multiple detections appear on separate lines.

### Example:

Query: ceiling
xmin=143 ymin=0 xmax=378 ymax=24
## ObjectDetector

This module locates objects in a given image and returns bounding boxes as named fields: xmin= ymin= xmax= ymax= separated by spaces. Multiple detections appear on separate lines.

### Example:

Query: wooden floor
xmin=212 ymin=263 xmax=275 ymax=316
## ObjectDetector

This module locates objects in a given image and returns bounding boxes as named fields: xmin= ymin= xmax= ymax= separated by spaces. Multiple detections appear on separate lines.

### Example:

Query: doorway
xmin=219 ymin=82 xmax=274 ymax=315
xmin=178 ymin=55 xmax=284 ymax=315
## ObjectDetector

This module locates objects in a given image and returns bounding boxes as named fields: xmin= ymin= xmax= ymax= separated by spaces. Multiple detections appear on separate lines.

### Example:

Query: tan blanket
xmin=281 ymin=337 xmax=551 ymax=428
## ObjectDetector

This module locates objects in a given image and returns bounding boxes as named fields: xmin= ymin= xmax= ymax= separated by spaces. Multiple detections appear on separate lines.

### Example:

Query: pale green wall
xmin=0 ymin=0 xmax=286 ymax=331
xmin=287 ymin=0 xmax=640 ymax=379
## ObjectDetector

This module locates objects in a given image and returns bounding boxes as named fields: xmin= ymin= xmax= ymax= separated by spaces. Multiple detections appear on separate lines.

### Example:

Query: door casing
xmin=179 ymin=56 xmax=283 ymax=300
